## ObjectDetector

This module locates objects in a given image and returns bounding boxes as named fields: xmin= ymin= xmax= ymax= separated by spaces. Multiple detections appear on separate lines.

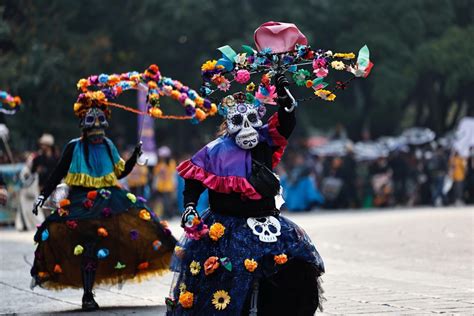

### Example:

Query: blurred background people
xmin=152 ymin=146 xmax=177 ymax=218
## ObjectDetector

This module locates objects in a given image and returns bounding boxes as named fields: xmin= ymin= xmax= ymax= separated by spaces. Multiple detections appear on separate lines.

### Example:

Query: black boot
xmin=81 ymin=264 xmax=99 ymax=311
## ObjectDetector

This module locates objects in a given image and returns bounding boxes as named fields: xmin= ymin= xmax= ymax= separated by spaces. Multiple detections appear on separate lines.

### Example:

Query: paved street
xmin=1 ymin=206 xmax=473 ymax=315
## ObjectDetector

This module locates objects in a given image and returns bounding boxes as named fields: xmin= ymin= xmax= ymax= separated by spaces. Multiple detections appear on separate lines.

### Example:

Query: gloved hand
xmin=274 ymin=73 xmax=290 ymax=98
xmin=32 ymin=194 xmax=45 ymax=216
xmin=133 ymin=142 xmax=143 ymax=159
xmin=181 ymin=203 xmax=199 ymax=228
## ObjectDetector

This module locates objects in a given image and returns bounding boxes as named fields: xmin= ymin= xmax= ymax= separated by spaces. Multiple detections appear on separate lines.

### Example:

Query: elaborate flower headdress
xmin=200 ymin=21 xmax=374 ymax=115
xmin=74 ymin=64 xmax=217 ymax=123
xmin=0 ymin=91 xmax=22 ymax=115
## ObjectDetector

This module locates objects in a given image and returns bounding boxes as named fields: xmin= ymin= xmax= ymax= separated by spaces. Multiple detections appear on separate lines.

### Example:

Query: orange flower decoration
xmin=53 ymin=264 xmax=63 ymax=274
xmin=38 ymin=272 xmax=49 ymax=278
xmin=179 ymin=291 xmax=194 ymax=309
xmin=97 ymin=227 xmax=108 ymax=237
xmin=274 ymin=254 xmax=288 ymax=265
xmin=244 ymin=259 xmax=258 ymax=272
xmin=209 ymin=222 xmax=225 ymax=241
xmin=204 ymin=256 xmax=220 ymax=275
xmin=139 ymin=209 xmax=151 ymax=221
xmin=137 ymin=262 xmax=149 ymax=270
xmin=59 ymin=199 xmax=71 ymax=208
xmin=86 ymin=190 xmax=98 ymax=200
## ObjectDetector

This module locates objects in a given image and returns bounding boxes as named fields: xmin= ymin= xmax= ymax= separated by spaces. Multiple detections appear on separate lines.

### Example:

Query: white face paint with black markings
xmin=226 ymin=102 xmax=263 ymax=150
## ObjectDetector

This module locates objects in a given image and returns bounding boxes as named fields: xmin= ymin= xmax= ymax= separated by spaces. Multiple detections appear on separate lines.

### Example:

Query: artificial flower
xmin=331 ymin=61 xmax=346 ymax=70
xmin=114 ymin=261 xmax=126 ymax=269
xmin=74 ymin=245 xmax=84 ymax=255
xmin=274 ymin=254 xmax=288 ymax=265
xmin=334 ymin=52 xmax=355 ymax=59
xmin=222 ymin=95 xmax=236 ymax=107
xmin=139 ymin=209 xmax=151 ymax=221
xmin=255 ymin=84 xmax=277 ymax=105
xmin=246 ymin=82 xmax=256 ymax=92
xmin=99 ymin=189 xmax=111 ymax=199
xmin=130 ymin=229 xmax=139 ymax=240
xmin=53 ymin=264 xmax=63 ymax=274
xmin=137 ymin=261 xmax=149 ymax=270
xmin=212 ymin=290 xmax=231 ymax=310
xmin=204 ymin=256 xmax=220 ymax=275
xmin=315 ymin=89 xmax=336 ymax=101
xmin=150 ymin=107 xmax=163 ymax=118
xmin=189 ymin=260 xmax=201 ymax=276
xmin=179 ymin=291 xmax=194 ymax=309
xmin=201 ymin=60 xmax=218 ymax=72
xmin=244 ymin=259 xmax=258 ymax=272
xmin=261 ymin=73 xmax=271 ymax=86
xmin=174 ymin=246 xmax=185 ymax=258
xmin=41 ymin=229 xmax=49 ymax=241
xmin=38 ymin=272 xmax=49 ymax=278
xmin=83 ymin=199 xmax=93 ymax=209
xmin=234 ymin=53 xmax=248 ymax=66
xmin=58 ymin=208 xmax=69 ymax=217
xmin=235 ymin=70 xmax=251 ymax=84
xmin=59 ymin=199 xmax=71 ymax=208
xmin=127 ymin=192 xmax=137 ymax=203
xmin=152 ymin=240 xmax=162 ymax=251
xmin=209 ymin=222 xmax=225 ymax=241
xmin=293 ymin=69 xmax=311 ymax=86
xmin=97 ymin=227 xmax=108 ymax=237
xmin=217 ymin=78 xmax=231 ymax=92
xmin=305 ymin=80 xmax=314 ymax=88
xmin=66 ymin=220 xmax=78 ymax=229
xmin=86 ymin=190 xmax=98 ymax=200
xmin=97 ymin=248 xmax=109 ymax=259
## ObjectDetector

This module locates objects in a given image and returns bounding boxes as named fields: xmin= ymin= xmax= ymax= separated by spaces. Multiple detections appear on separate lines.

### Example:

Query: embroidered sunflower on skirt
xmin=189 ymin=260 xmax=201 ymax=276
xmin=209 ymin=222 xmax=225 ymax=241
xmin=212 ymin=290 xmax=231 ymax=310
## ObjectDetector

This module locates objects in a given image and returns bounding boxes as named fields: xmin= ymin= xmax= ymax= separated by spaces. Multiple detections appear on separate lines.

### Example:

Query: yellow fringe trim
xmin=65 ymin=172 xmax=118 ymax=188
xmin=64 ymin=160 xmax=124 ymax=188
xmin=114 ymin=159 xmax=125 ymax=176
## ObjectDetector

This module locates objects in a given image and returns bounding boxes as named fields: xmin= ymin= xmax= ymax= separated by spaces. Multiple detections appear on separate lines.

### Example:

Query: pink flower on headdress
xmin=313 ymin=58 xmax=328 ymax=78
xmin=235 ymin=70 xmax=251 ymax=84
xmin=255 ymin=84 xmax=277 ymax=105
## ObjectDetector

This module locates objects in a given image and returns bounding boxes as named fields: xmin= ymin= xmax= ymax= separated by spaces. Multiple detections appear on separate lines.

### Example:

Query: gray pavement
xmin=1 ymin=206 xmax=473 ymax=315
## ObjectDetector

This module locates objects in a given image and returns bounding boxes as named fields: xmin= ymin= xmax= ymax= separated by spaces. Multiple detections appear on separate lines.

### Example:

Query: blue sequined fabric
xmin=167 ymin=210 xmax=325 ymax=315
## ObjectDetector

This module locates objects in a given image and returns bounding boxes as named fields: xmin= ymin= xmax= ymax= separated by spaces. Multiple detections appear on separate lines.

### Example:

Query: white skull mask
xmin=226 ymin=102 xmax=262 ymax=150
xmin=247 ymin=216 xmax=281 ymax=243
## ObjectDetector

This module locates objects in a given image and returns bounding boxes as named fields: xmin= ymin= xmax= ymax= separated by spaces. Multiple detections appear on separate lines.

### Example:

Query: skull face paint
xmin=81 ymin=108 xmax=108 ymax=143
xmin=226 ymin=102 xmax=263 ymax=150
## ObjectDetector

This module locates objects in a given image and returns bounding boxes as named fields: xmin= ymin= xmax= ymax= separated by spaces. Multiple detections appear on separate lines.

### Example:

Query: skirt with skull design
xmin=166 ymin=209 xmax=325 ymax=315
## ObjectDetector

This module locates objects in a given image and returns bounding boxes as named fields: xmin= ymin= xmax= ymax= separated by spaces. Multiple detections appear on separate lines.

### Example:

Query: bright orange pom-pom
xmin=195 ymin=109 xmax=207 ymax=121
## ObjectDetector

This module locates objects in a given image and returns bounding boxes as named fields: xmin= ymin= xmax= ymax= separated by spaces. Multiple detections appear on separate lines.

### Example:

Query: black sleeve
xmin=183 ymin=179 xmax=206 ymax=207
xmin=117 ymin=154 xmax=137 ymax=180
xmin=40 ymin=142 xmax=75 ymax=199
xmin=276 ymin=96 xmax=296 ymax=139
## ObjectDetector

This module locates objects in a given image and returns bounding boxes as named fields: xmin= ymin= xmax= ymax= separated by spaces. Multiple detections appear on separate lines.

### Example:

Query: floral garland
xmin=200 ymin=44 xmax=373 ymax=108
xmin=74 ymin=65 xmax=218 ymax=123
xmin=0 ymin=90 xmax=22 ymax=115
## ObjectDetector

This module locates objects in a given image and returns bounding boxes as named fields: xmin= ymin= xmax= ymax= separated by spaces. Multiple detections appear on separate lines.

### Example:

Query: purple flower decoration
xmin=102 ymin=207 xmax=112 ymax=218
xmin=130 ymin=230 xmax=139 ymax=240
xmin=99 ymin=189 xmax=112 ymax=200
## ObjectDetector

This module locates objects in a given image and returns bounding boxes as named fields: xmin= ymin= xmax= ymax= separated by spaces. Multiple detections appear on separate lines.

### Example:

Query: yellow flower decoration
xmin=212 ymin=290 xmax=231 ymax=310
xmin=179 ymin=282 xmax=187 ymax=293
xmin=201 ymin=60 xmax=218 ymax=72
xmin=244 ymin=259 xmax=258 ymax=272
xmin=179 ymin=291 xmax=194 ymax=309
xmin=246 ymin=82 xmax=256 ymax=92
xmin=189 ymin=261 xmax=201 ymax=276
xmin=331 ymin=61 xmax=346 ymax=70
xmin=334 ymin=52 xmax=356 ymax=59
xmin=274 ymin=254 xmax=288 ymax=265
xmin=174 ymin=246 xmax=185 ymax=258
xmin=315 ymin=89 xmax=336 ymax=101
xmin=126 ymin=193 xmax=137 ymax=203
xmin=139 ymin=209 xmax=151 ymax=221
xmin=73 ymin=245 xmax=84 ymax=255
xmin=209 ymin=222 xmax=225 ymax=241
